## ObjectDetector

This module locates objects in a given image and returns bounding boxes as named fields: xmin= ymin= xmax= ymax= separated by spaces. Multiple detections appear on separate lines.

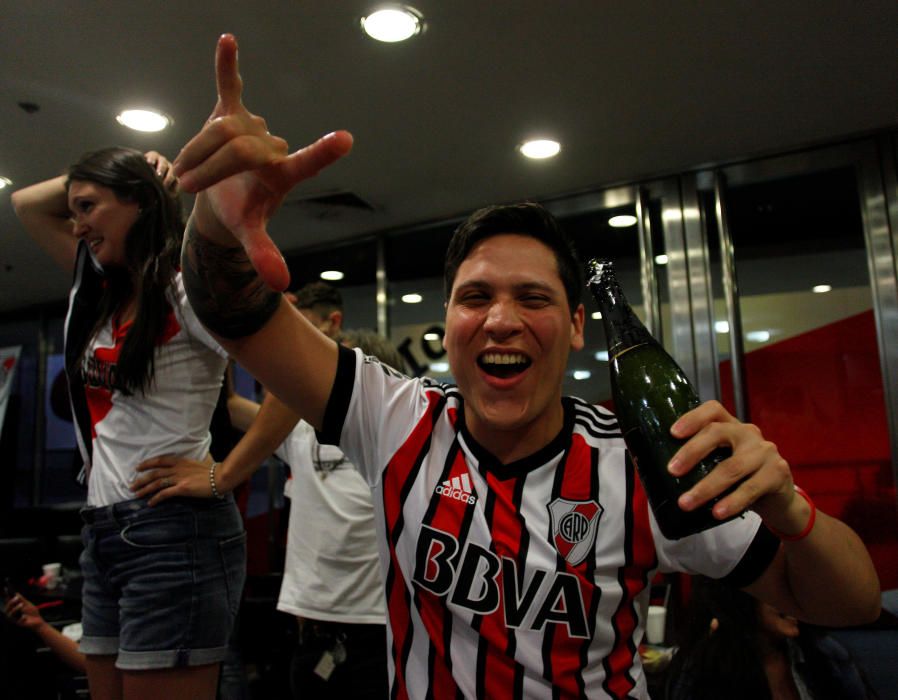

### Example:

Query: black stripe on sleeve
xmin=316 ymin=343 xmax=356 ymax=446
xmin=720 ymin=524 xmax=781 ymax=588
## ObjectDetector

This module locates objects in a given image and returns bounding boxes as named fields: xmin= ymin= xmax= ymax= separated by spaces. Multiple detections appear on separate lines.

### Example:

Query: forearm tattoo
xmin=181 ymin=221 xmax=281 ymax=339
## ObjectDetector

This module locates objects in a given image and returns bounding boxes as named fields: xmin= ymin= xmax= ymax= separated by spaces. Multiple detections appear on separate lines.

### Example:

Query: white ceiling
xmin=2 ymin=1 xmax=897 ymax=312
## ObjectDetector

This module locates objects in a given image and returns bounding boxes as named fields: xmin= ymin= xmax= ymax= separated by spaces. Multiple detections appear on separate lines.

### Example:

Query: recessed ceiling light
xmin=401 ymin=293 xmax=423 ymax=303
xmin=320 ymin=270 xmax=344 ymax=281
xmin=116 ymin=109 xmax=171 ymax=132
xmin=594 ymin=350 xmax=609 ymax=362
xmin=654 ymin=254 xmax=669 ymax=265
xmin=518 ymin=139 xmax=561 ymax=159
xmin=608 ymin=214 xmax=637 ymax=228
xmin=591 ymin=311 xmax=603 ymax=320
xmin=812 ymin=284 xmax=832 ymax=293
xmin=573 ymin=370 xmax=592 ymax=380
xmin=0 ymin=177 xmax=12 ymax=189
xmin=361 ymin=6 xmax=423 ymax=42
xmin=715 ymin=321 xmax=730 ymax=334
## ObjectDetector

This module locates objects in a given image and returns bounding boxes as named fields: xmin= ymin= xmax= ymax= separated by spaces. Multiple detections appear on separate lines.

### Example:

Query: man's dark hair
xmin=293 ymin=281 xmax=343 ymax=315
xmin=340 ymin=329 xmax=407 ymax=374
xmin=443 ymin=202 xmax=583 ymax=314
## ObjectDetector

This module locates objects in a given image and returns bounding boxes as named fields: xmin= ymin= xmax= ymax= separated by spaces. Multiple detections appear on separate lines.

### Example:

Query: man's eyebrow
xmin=453 ymin=279 xmax=491 ymax=292
xmin=453 ymin=279 xmax=559 ymax=295
xmin=513 ymin=281 xmax=556 ymax=293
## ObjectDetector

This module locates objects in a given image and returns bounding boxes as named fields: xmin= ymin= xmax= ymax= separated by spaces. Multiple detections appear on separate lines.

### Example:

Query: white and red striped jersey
xmin=322 ymin=346 xmax=778 ymax=700
xmin=64 ymin=243 xmax=228 ymax=506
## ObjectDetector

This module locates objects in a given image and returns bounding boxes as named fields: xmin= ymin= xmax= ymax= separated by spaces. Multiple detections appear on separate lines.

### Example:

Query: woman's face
xmin=68 ymin=180 xmax=141 ymax=268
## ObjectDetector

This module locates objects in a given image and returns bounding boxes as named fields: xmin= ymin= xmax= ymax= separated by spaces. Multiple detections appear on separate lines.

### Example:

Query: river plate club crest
xmin=548 ymin=498 xmax=603 ymax=566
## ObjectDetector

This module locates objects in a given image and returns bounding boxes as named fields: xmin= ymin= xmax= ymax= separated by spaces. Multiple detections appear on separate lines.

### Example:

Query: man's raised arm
xmin=174 ymin=34 xmax=353 ymax=429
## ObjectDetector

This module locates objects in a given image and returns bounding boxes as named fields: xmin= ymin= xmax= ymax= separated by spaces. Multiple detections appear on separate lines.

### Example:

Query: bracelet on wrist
xmin=767 ymin=485 xmax=816 ymax=542
xmin=209 ymin=462 xmax=225 ymax=500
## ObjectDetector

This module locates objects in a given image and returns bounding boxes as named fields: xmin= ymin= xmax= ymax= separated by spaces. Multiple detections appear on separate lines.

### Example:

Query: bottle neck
xmin=588 ymin=273 xmax=654 ymax=360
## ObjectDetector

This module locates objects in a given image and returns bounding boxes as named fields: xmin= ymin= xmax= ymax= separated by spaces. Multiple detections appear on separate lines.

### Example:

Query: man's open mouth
xmin=478 ymin=352 xmax=532 ymax=379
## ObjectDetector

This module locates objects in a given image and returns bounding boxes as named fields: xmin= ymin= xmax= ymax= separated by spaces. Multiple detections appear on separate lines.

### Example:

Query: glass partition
xmin=702 ymin=145 xmax=898 ymax=590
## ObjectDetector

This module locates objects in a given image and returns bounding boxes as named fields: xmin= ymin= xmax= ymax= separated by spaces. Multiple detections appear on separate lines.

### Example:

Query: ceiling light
xmin=591 ymin=311 xmax=603 ymax=320
xmin=654 ymin=254 xmax=669 ymax=265
xmin=518 ymin=139 xmax=561 ymax=159
xmin=401 ymin=293 xmax=422 ymax=303
xmin=594 ymin=351 xmax=609 ymax=362
xmin=320 ymin=270 xmax=344 ymax=281
xmin=116 ymin=109 xmax=170 ymax=132
xmin=423 ymin=332 xmax=440 ymax=341
xmin=746 ymin=330 xmax=771 ymax=343
xmin=608 ymin=214 xmax=637 ymax=228
xmin=812 ymin=284 xmax=832 ymax=293
xmin=361 ymin=6 xmax=422 ymax=42
xmin=715 ymin=321 xmax=730 ymax=334
xmin=0 ymin=177 xmax=12 ymax=189
xmin=572 ymin=370 xmax=592 ymax=380
xmin=430 ymin=362 xmax=450 ymax=373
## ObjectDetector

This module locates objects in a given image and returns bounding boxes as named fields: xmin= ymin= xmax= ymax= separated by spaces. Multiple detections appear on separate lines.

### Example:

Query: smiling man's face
xmin=443 ymin=233 xmax=584 ymax=461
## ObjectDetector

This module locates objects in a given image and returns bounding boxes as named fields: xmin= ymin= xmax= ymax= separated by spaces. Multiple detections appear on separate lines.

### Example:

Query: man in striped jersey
xmin=172 ymin=34 xmax=881 ymax=699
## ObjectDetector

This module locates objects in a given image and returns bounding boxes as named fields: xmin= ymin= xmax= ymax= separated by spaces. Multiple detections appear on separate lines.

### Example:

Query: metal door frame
xmin=687 ymin=137 xmax=898 ymax=480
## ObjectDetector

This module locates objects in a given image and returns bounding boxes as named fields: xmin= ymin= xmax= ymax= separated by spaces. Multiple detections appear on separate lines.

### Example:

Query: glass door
xmin=546 ymin=179 xmax=685 ymax=407
xmin=694 ymin=139 xmax=898 ymax=591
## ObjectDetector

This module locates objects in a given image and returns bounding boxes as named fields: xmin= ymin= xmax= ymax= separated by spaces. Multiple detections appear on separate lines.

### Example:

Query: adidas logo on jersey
xmin=435 ymin=474 xmax=477 ymax=505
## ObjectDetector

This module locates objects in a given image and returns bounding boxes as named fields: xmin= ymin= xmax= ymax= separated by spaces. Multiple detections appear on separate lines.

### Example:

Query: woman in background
xmin=11 ymin=148 xmax=245 ymax=700
xmin=665 ymin=577 xmax=877 ymax=700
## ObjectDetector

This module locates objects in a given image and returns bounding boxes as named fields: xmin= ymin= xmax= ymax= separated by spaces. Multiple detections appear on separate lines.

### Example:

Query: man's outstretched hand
xmin=173 ymin=33 xmax=353 ymax=290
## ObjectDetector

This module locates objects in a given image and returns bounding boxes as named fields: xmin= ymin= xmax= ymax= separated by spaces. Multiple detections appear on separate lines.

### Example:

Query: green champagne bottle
xmin=587 ymin=259 xmax=737 ymax=539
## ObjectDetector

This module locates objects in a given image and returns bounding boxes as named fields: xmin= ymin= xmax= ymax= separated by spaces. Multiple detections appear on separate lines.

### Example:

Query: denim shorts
xmin=78 ymin=495 xmax=246 ymax=670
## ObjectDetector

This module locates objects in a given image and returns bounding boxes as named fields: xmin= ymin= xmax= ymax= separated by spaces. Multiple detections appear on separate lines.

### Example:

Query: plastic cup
xmin=42 ymin=562 xmax=62 ymax=590
xmin=646 ymin=605 xmax=666 ymax=645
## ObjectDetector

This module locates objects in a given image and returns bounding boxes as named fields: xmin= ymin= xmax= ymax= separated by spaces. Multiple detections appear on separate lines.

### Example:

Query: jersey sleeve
xmin=652 ymin=509 xmax=780 ymax=586
xmin=169 ymin=272 xmax=229 ymax=359
xmin=277 ymin=422 xmax=313 ymax=500
xmin=317 ymin=344 xmax=433 ymax=488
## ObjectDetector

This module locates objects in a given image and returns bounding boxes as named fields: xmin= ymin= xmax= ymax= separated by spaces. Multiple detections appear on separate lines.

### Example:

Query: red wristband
xmin=768 ymin=485 xmax=816 ymax=542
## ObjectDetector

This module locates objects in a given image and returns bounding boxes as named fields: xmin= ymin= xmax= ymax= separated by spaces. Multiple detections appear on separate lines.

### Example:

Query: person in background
xmin=152 ymin=34 xmax=881 ymax=698
xmin=665 ymin=577 xmax=878 ymax=700
xmin=227 ymin=328 xmax=403 ymax=699
xmin=4 ymin=593 xmax=86 ymax=673
xmin=11 ymin=148 xmax=245 ymax=700
xmin=135 ymin=281 xmax=395 ymax=698
xmin=225 ymin=281 xmax=343 ymax=433
xmin=294 ymin=281 xmax=344 ymax=337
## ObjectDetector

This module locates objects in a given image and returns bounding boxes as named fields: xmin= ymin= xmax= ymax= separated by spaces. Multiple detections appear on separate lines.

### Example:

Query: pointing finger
xmin=215 ymin=34 xmax=244 ymax=113
xmin=280 ymin=131 xmax=354 ymax=185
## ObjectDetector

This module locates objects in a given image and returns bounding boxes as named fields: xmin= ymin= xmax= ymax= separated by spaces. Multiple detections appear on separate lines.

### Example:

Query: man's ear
xmin=328 ymin=310 xmax=344 ymax=333
xmin=570 ymin=304 xmax=585 ymax=351
xmin=442 ymin=301 xmax=449 ymax=349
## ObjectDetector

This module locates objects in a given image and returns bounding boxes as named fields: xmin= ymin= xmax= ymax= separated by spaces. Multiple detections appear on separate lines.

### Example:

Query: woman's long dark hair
xmin=665 ymin=578 xmax=771 ymax=700
xmin=665 ymin=577 xmax=878 ymax=700
xmin=67 ymin=147 xmax=183 ymax=395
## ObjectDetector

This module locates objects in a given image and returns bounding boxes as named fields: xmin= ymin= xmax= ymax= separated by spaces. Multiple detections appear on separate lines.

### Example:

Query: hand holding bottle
xmin=589 ymin=259 xmax=810 ymax=539
xmin=668 ymin=400 xmax=808 ymax=534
